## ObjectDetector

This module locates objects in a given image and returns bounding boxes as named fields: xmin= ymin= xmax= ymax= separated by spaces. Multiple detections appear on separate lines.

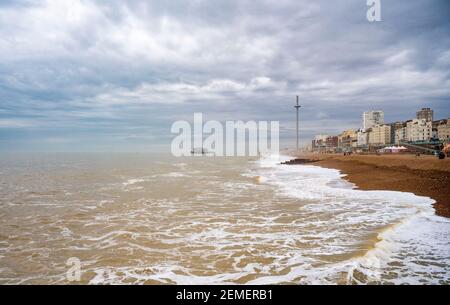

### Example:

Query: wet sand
xmin=294 ymin=154 xmax=450 ymax=218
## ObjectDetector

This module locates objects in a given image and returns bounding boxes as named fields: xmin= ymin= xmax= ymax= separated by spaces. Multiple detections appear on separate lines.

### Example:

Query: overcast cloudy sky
xmin=0 ymin=0 xmax=449 ymax=152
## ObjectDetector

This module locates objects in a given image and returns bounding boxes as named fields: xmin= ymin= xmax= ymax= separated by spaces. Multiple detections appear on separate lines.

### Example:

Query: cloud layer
xmin=0 ymin=0 xmax=449 ymax=151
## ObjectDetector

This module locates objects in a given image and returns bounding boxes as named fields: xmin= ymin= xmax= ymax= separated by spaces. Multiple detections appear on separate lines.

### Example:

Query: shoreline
xmin=292 ymin=154 xmax=450 ymax=218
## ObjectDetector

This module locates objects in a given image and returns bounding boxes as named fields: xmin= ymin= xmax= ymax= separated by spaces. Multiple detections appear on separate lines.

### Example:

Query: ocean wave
xmin=253 ymin=155 xmax=450 ymax=284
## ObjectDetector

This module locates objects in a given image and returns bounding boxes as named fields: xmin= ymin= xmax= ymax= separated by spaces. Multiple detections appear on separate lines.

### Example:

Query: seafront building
xmin=357 ymin=129 xmax=369 ymax=147
xmin=312 ymin=135 xmax=339 ymax=152
xmin=416 ymin=108 xmax=434 ymax=122
xmin=311 ymin=134 xmax=328 ymax=152
xmin=395 ymin=124 xmax=408 ymax=144
xmin=368 ymin=124 xmax=391 ymax=145
xmin=406 ymin=119 xmax=432 ymax=142
xmin=338 ymin=130 xmax=358 ymax=150
xmin=437 ymin=119 xmax=450 ymax=141
xmin=432 ymin=119 xmax=445 ymax=138
xmin=326 ymin=136 xmax=339 ymax=150
xmin=389 ymin=122 xmax=405 ymax=144
xmin=314 ymin=134 xmax=328 ymax=142
xmin=311 ymin=107 xmax=449 ymax=153
xmin=363 ymin=111 xmax=384 ymax=130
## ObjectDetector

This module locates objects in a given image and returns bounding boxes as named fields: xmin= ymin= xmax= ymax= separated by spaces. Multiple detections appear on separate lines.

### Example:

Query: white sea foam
xmin=252 ymin=155 xmax=450 ymax=284
xmin=91 ymin=155 xmax=449 ymax=285
xmin=1 ymin=154 xmax=448 ymax=285
xmin=163 ymin=172 xmax=187 ymax=178
xmin=122 ymin=178 xmax=146 ymax=186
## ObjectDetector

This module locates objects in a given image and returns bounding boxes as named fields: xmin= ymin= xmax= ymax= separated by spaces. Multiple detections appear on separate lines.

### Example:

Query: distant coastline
xmin=293 ymin=153 xmax=450 ymax=218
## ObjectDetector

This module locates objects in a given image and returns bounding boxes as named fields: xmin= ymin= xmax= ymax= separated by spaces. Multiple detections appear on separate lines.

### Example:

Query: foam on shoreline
xmin=253 ymin=155 xmax=450 ymax=284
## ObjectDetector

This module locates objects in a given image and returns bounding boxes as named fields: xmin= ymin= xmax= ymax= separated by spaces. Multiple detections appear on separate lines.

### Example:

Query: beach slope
xmin=295 ymin=154 xmax=450 ymax=218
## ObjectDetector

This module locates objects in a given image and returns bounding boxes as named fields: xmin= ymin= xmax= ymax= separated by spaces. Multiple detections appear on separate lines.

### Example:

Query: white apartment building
xmin=363 ymin=111 xmax=384 ymax=130
xmin=437 ymin=119 xmax=450 ymax=141
xmin=315 ymin=134 xmax=329 ymax=142
xmin=357 ymin=129 xmax=369 ymax=147
xmin=406 ymin=119 xmax=432 ymax=142
xmin=368 ymin=124 xmax=391 ymax=145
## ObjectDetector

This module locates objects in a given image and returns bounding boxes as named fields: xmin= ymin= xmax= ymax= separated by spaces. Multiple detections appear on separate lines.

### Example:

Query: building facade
xmin=406 ymin=119 xmax=432 ymax=142
xmin=312 ymin=135 xmax=339 ymax=152
xmin=395 ymin=126 xmax=407 ymax=144
xmin=338 ymin=130 xmax=358 ymax=149
xmin=432 ymin=119 xmax=445 ymax=139
xmin=312 ymin=134 xmax=329 ymax=151
xmin=363 ymin=111 xmax=384 ymax=130
xmin=389 ymin=122 xmax=405 ymax=144
xmin=368 ymin=124 xmax=391 ymax=145
xmin=357 ymin=129 xmax=369 ymax=147
xmin=416 ymin=108 xmax=434 ymax=122
xmin=437 ymin=119 xmax=450 ymax=142
xmin=326 ymin=136 xmax=339 ymax=151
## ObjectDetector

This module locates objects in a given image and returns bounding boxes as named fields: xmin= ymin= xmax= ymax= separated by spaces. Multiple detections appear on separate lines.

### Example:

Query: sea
xmin=0 ymin=153 xmax=449 ymax=284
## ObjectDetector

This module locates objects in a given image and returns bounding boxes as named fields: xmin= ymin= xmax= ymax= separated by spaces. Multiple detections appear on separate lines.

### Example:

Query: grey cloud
xmin=0 ymin=0 xmax=449 ymax=151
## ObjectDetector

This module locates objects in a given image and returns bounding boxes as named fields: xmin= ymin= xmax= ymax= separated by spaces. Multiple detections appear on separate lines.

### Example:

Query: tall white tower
xmin=294 ymin=96 xmax=301 ymax=150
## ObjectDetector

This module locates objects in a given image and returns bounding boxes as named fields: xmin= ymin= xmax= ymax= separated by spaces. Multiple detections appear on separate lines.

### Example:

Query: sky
xmin=0 ymin=0 xmax=449 ymax=152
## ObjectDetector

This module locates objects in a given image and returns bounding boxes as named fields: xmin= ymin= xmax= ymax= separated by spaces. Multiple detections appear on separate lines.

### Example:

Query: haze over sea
xmin=0 ymin=153 xmax=449 ymax=284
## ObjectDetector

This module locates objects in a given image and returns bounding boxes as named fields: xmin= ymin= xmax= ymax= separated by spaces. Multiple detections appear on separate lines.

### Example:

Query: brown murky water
xmin=0 ymin=153 xmax=449 ymax=284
